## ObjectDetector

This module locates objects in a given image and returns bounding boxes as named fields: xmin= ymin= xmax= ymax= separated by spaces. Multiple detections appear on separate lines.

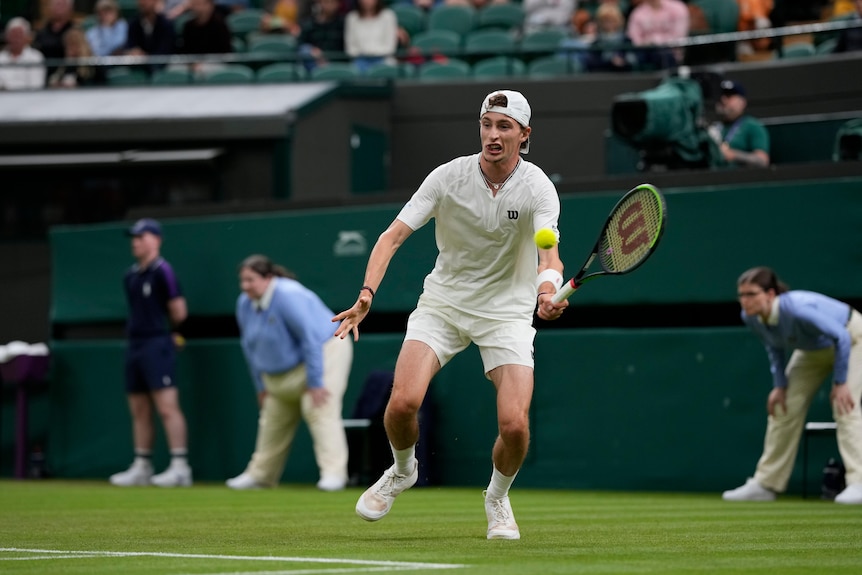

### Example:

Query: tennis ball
xmin=534 ymin=227 xmax=557 ymax=250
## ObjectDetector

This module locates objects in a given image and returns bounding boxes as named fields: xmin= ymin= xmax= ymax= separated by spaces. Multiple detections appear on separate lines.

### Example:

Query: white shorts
xmin=404 ymin=298 xmax=536 ymax=378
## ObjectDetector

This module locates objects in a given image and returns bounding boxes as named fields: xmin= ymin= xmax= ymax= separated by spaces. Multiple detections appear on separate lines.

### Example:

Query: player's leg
xmin=303 ymin=336 xmax=353 ymax=491
xmin=475 ymin=319 xmax=536 ymax=540
xmin=835 ymin=311 xmax=862 ymax=504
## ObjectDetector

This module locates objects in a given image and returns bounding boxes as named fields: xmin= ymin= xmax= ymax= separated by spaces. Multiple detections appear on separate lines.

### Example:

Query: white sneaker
xmin=317 ymin=475 xmax=346 ymax=492
xmin=484 ymin=491 xmax=520 ymax=540
xmin=722 ymin=477 xmax=775 ymax=501
xmin=109 ymin=460 xmax=153 ymax=487
xmin=226 ymin=472 xmax=265 ymax=490
xmin=835 ymin=483 xmax=862 ymax=504
xmin=151 ymin=463 xmax=193 ymax=487
xmin=355 ymin=459 xmax=418 ymax=521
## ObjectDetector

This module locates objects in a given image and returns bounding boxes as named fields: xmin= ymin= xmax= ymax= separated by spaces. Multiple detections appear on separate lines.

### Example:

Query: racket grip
xmin=551 ymin=279 xmax=579 ymax=303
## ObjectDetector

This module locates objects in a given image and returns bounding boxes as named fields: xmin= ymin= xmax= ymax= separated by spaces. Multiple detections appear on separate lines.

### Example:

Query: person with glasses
xmin=723 ymin=266 xmax=862 ymax=504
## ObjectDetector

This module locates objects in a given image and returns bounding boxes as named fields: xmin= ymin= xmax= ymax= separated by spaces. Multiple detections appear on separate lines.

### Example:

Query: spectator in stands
xmin=523 ymin=0 xmax=577 ymax=35
xmin=86 ymin=0 xmax=129 ymax=57
xmin=181 ymin=0 xmax=233 ymax=55
xmin=625 ymin=0 xmax=689 ymax=68
xmin=34 ymin=0 xmax=74 ymax=62
xmin=227 ymin=255 xmax=353 ymax=492
xmin=736 ymin=0 xmax=772 ymax=55
xmin=260 ymin=0 xmax=302 ymax=37
xmin=110 ymin=218 xmax=193 ymax=488
xmin=723 ymin=266 xmax=862 ymax=505
xmin=0 ymin=18 xmax=47 ymax=90
xmin=297 ymin=0 xmax=346 ymax=72
xmin=578 ymin=2 xmax=638 ymax=72
xmin=126 ymin=0 xmax=177 ymax=67
xmin=345 ymin=0 xmax=398 ymax=74
xmin=48 ymin=27 xmax=104 ymax=88
xmin=710 ymin=79 xmax=770 ymax=168
xmin=215 ymin=0 xmax=251 ymax=18
xmin=835 ymin=0 xmax=862 ymax=53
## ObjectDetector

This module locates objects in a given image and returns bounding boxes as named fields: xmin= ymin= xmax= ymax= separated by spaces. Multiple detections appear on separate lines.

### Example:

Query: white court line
xmin=0 ymin=548 xmax=466 ymax=573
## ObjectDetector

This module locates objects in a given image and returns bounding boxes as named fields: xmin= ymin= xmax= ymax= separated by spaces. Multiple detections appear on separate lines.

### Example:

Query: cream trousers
xmin=754 ymin=310 xmax=862 ymax=491
xmin=245 ymin=336 xmax=353 ymax=486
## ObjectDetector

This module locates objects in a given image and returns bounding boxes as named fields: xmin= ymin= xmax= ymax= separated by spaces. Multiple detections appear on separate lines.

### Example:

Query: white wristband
xmin=536 ymin=269 xmax=563 ymax=291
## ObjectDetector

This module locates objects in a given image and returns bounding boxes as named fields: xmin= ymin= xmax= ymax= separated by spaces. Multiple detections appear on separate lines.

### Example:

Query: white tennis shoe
xmin=484 ymin=491 xmax=520 ymax=540
xmin=109 ymin=460 xmax=153 ymax=487
xmin=355 ymin=459 xmax=418 ymax=521
xmin=226 ymin=472 xmax=265 ymax=490
xmin=722 ymin=478 xmax=775 ymax=501
xmin=151 ymin=462 xmax=193 ymax=487
xmin=835 ymin=483 xmax=862 ymax=504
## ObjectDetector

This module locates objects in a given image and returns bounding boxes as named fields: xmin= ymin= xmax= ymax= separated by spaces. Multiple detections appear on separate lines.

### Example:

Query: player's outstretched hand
xmin=537 ymin=293 xmax=568 ymax=321
xmin=332 ymin=292 xmax=373 ymax=341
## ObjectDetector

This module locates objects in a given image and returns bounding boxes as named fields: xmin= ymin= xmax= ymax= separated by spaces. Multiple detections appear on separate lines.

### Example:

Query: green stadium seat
xmin=781 ymin=41 xmax=816 ymax=58
xmin=815 ymin=37 xmax=838 ymax=55
xmin=227 ymin=10 xmax=264 ymax=37
xmin=366 ymin=62 xmax=404 ymax=79
xmin=248 ymin=36 xmax=297 ymax=58
xmin=310 ymin=62 xmax=358 ymax=80
xmin=151 ymin=68 xmax=194 ymax=85
xmin=232 ymin=36 xmax=246 ymax=53
xmin=106 ymin=66 xmax=149 ymax=86
xmin=472 ymin=56 xmax=525 ymax=77
xmin=256 ymin=62 xmax=303 ymax=82
xmin=201 ymin=64 xmax=256 ymax=84
xmin=391 ymin=4 xmax=427 ymax=38
xmin=80 ymin=15 xmax=97 ymax=31
xmin=418 ymin=58 xmax=471 ymax=80
xmin=520 ymin=29 xmax=568 ymax=55
xmin=411 ymin=29 xmax=462 ymax=56
xmin=691 ymin=0 xmax=739 ymax=33
xmin=476 ymin=3 xmax=525 ymax=31
xmin=427 ymin=5 xmax=476 ymax=36
xmin=463 ymin=29 xmax=517 ymax=56
xmin=173 ymin=11 xmax=194 ymax=35
xmin=527 ymin=55 xmax=573 ymax=77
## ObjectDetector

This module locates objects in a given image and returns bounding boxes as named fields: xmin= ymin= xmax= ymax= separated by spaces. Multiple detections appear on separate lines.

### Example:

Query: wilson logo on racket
xmin=617 ymin=201 xmax=650 ymax=255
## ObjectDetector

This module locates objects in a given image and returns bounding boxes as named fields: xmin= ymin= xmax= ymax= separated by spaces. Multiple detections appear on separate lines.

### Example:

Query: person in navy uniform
xmin=109 ymin=218 xmax=193 ymax=487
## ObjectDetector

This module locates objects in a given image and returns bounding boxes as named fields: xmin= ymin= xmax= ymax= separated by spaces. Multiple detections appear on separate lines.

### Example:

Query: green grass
xmin=1 ymin=480 xmax=861 ymax=574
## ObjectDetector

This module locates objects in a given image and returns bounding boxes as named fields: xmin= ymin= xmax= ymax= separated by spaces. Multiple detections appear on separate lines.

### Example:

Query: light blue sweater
xmin=236 ymin=278 xmax=338 ymax=392
xmin=741 ymin=290 xmax=853 ymax=388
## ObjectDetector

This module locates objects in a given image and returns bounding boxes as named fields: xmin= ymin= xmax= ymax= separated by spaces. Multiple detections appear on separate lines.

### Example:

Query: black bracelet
xmin=537 ymin=292 xmax=550 ymax=304
xmin=361 ymin=285 xmax=376 ymax=298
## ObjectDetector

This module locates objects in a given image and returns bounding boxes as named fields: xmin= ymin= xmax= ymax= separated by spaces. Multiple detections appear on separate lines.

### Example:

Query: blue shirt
xmin=86 ymin=20 xmax=129 ymax=57
xmin=124 ymin=257 xmax=183 ymax=340
xmin=741 ymin=290 xmax=853 ymax=388
xmin=236 ymin=277 xmax=338 ymax=392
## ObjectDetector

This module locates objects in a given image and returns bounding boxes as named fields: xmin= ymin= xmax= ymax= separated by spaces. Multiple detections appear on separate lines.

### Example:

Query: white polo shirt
xmin=0 ymin=47 xmax=46 ymax=91
xmin=397 ymin=153 xmax=560 ymax=322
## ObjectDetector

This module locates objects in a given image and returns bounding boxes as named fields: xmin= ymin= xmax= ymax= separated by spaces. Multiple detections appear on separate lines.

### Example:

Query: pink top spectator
xmin=625 ymin=0 xmax=689 ymax=46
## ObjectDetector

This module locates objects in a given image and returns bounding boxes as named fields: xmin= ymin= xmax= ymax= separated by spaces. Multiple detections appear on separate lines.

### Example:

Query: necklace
xmin=479 ymin=158 xmax=521 ymax=192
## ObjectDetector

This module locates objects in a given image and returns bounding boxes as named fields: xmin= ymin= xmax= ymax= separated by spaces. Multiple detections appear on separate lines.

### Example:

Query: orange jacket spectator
xmin=737 ymin=0 xmax=772 ymax=51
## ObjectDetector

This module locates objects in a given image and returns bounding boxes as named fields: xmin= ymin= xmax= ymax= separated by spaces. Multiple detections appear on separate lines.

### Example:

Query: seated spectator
xmin=126 ymin=0 xmax=177 ymax=67
xmin=86 ymin=0 xmax=129 ymax=57
xmin=625 ymin=0 xmax=689 ymax=68
xmin=214 ymin=0 xmax=251 ymax=18
xmin=835 ymin=0 xmax=862 ymax=53
xmin=48 ymin=27 xmax=105 ymax=88
xmin=181 ymin=0 xmax=233 ymax=54
xmin=736 ymin=0 xmax=772 ymax=55
xmin=34 ymin=0 xmax=75 ymax=76
xmin=345 ymin=0 xmax=398 ymax=73
xmin=524 ymin=0 xmax=577 ymax=35
xmin=261 ymin=0 xmax=302 ymax=37
xmin=0 ymin=18 xmax=47 ymax=90
xmin=297 ymin=0 xmax=346 ymax=72
xmin=709 ymin=80 xmax=770 ymax=168
xmin=580 ymin=2 xmax=638 ymax=71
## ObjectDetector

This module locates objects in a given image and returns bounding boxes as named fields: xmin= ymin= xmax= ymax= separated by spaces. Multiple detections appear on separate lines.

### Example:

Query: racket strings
xmin=600 ymin=191 xmax=663 ymax=273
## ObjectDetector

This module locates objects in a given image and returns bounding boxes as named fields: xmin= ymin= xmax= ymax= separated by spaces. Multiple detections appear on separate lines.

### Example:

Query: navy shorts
xmin=125 ymin=336 xmax=177 ymax=394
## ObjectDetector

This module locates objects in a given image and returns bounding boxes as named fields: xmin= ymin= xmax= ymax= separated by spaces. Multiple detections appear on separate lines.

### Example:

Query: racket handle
xmin=551 ymin=279 xmax=579 ymax=303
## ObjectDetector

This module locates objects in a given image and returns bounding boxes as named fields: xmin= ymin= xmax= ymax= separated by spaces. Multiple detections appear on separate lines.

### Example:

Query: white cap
xmin=479 ymin=90 xmax=531 ymax=154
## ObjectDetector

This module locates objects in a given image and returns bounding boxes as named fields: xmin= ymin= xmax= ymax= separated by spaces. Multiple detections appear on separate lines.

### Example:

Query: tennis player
xmin=333 ymin=90 xmax=569 ymax=539
xmin=723 ymin=266 xmax=862 ymax=504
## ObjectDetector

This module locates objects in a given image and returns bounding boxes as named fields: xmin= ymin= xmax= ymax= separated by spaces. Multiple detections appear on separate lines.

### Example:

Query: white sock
xmin=133 ymin=449 xmax=152 ymax=467
xmin=170 ymin=448 xmax=188 ymax=467
xmin=486 ymin=466 xmax=518 ymax=500
xmin=391 ymin=444 xmax=416 ymax=475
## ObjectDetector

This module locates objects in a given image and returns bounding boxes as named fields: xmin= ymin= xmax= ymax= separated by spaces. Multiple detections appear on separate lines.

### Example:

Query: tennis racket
xmin=552 ymin=183 xmax=667 ymax=303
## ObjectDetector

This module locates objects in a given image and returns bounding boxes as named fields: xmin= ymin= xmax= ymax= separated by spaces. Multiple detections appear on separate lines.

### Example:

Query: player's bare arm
xmin=536 ymin=247 xmax=567 ymax=321
xmin=332 ymin=219 xmax=414 ymax=340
